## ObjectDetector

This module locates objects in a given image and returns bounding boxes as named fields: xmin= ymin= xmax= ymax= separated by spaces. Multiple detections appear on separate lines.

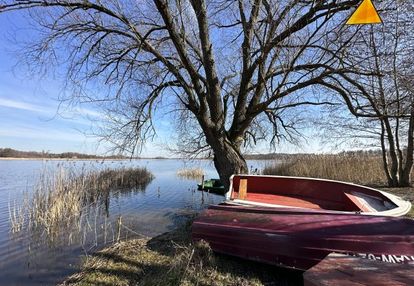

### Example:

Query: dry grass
xmin=61 ymin=220 xmax=302 ymax=286
xmin=263 ymin=154 xmax=386 ymax=185
xmin=9 ymin=166 xmax=154 ymax=241
xmin=8 ymin=197 xmax=27 ymax=233
xmin=177 ymin=168 xmax=205 ymax=180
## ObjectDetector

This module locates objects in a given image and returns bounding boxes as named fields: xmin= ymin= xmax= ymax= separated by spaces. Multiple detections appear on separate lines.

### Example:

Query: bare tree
xmin=0 ymin=0 xmax=361 ymax=187
xmin=319 ymin=1 xmax=414 ymax=187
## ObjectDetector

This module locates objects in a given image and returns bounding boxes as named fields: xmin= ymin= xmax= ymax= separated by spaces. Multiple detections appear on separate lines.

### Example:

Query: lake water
xmin=0 ymin=159 xmax=267 ymax=285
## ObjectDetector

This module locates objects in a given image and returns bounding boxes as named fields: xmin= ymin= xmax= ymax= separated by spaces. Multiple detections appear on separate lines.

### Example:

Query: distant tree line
xmin=0 ymin=148 xmax=127 ymax=159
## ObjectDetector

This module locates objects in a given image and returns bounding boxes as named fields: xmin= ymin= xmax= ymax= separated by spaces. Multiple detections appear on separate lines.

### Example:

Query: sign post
xmin=346 ymin=0 xmax=382 ymax=25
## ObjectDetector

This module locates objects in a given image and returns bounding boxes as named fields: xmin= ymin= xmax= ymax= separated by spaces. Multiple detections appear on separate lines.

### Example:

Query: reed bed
xmin=9 ymin=166 xmax=154 ymax=242
xmin=262 ymin=154 xmax=386 ymax=185
xmin=176 ymin=168 xmax=204 ymax=180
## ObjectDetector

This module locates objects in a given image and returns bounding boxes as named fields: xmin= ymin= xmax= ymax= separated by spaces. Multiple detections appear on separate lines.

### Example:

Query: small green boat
xmin=197 ymin=178 xmax=225 ymax=194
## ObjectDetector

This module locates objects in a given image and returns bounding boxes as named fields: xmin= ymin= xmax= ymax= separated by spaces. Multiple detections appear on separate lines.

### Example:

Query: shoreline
xmin=0 ymin=157 xmax=183 ymax=161
xmin=60 ymin=220 xmax=303 ymax=286
xmin=0 ymin=157 xmax=133 ymax=161
xmin=0 ymin=157 xmax=273 ymax=161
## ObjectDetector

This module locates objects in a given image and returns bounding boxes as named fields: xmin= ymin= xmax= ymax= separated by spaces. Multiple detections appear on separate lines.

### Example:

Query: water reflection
xmin=10 ymin=166 xmax=155 ymax=249
xmin=85 ymin=168 xmax=155 ymax=218
xmin=0 ymin=159 xmax=265 ymax=285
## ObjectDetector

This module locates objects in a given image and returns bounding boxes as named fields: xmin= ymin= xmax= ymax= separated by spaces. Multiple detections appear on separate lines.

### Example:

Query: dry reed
xmin=263 ymin=154 xmax=386 ymax=185
xmin=176 ymin=168 xmax=204 ymax=180
xmin=9 ymin=166 xmax=154 ymax=242
xmin=8 ymin=197 xmax=27 ymax=233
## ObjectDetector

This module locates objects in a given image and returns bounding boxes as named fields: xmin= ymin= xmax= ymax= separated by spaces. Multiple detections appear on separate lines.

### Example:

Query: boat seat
xmin=238 ymin=179 xmax=248 ymax=200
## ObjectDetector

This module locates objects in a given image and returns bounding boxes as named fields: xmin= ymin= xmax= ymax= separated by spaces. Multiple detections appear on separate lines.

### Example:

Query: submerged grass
xmin=61 ymin=219 xmax=302 ymax=286
xmin=263 ymin=154 xmax=386 ymax=185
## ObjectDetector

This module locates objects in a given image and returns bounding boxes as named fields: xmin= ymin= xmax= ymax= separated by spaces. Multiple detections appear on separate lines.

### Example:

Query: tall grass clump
xmin=9 ymin=196 xmax=28 ymax=233
xmin=10 ymin=166 xmax=154 ymax=241
xmin=176 ymin=168 xmax=204 ymax=180
xmin=263 ymin=154 xmax=386 ymax=185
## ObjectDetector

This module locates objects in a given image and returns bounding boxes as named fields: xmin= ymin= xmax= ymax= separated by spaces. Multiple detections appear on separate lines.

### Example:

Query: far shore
xmin=0 ymin=157 xmax=179 ymax=161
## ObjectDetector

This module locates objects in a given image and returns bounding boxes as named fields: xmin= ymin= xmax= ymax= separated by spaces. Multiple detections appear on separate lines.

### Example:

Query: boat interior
xmin=229 ymin=175 xmax=397 ymax=213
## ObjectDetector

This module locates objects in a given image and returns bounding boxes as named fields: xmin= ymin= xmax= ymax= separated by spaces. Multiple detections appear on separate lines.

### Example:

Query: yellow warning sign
xmin=346 ymin=0 xmax=382 ymax=25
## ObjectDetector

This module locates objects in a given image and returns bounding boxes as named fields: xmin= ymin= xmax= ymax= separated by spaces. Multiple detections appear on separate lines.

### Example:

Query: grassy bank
xmin=61 ymin=219 xmax=302 ymax=286
xmin=262 ymin=154 xmax=387 ymax=186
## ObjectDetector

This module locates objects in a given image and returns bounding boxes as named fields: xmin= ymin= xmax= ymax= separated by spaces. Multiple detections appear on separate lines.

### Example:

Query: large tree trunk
xmin=206 ymin=134 xmax=248 ymax=190
xmin=383 ymin=120 xmax=400 ymax=187
xmin=213 ymin=146 xmax=248 ymax=190
xmin=399 ymin=108 xmax=414 ymax=187
xmin=380 ymin=122 xmax=393 ymax=186
xmin=399 ymin=166 xmax=412 ymax=187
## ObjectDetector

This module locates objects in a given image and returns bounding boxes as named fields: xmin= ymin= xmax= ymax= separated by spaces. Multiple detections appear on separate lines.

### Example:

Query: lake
xmin=0 ymin=159 xmax=267 ymax=285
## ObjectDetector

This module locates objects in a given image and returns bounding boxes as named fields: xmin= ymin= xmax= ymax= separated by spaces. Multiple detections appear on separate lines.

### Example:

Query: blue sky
xmin=0 ymin=10 xmax=329 ymax=157
xmin=0 ymin=12 xmax=175 ymax=156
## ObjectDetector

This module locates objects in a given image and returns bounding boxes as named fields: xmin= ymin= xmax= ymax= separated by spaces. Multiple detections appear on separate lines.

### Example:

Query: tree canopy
xmin=1 ymin=0 xmax=373 ymax=186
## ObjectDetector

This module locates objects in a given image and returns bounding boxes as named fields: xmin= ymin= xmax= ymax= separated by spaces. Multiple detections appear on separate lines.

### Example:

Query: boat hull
xmin=192 ymin=204 xmax=414 ymax=270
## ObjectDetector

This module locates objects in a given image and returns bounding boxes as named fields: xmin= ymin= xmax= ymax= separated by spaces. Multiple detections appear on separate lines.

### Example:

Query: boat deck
xmin=228 ymin=175 xmax=401 ymax=213
xmin=245 ymin=193 xmax=351 ymax=211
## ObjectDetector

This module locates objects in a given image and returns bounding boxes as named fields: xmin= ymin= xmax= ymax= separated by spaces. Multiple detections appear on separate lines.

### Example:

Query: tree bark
xmin=399 ymin=106 xmax=414 ymax=187
xmin=383 ymin=119 xmax=400 ymax=187
xmin=400 ymin=164 xmax=412 ymax=187
xmin=213 ymin=145 xmax=248 ymax=190
xmin=380 ymin=122 xmax=393 ymax=186
xmin=205 ymin=132 xmax=248 ymax=190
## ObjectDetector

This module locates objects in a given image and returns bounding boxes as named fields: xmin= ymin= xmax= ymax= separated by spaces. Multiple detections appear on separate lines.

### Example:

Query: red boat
xmin=225 ymin=175 xmax=411 ymax=216
xmin=192 ymin=175 xmax=414 ymax=270
xmin=192 ymin=204 xmax=414 ymax=270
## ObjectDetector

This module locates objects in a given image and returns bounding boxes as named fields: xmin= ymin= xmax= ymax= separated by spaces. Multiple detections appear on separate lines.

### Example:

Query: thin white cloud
xmin=0 ymin=97 xmax=104 ymax=120
xmin=0 ymin=98 xmax=47 ymax=113
xmin=0 ymin=126 xmax=88 ymax=142
xmin=74 ymin=108 xmax=104 ymax=119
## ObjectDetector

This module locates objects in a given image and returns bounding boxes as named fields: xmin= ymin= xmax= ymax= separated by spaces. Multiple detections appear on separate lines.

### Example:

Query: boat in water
xmin=197 ymin=178 xmax=225 ymax=194
xmin=192 ymin=175 xmax=414 ymax=270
